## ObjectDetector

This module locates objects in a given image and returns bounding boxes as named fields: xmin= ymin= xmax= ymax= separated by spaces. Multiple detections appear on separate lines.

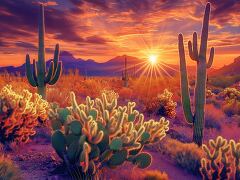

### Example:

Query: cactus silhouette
xmin=122 ymin=55 xmax=129 ymax=87
xmin=178 ymin=3 xmax=214 ymax=146
xmin=25 ymin=4 xmax=62 ymax=99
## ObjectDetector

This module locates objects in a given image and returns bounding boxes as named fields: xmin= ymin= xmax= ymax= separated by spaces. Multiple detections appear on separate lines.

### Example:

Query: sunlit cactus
xmin=0 ymin=85 xmax=48 ymax=144
xmin=200 ymin=136 xmax=240 ymax=179
xmin=178 ymin=3 xmax=214 ymax=146
xmin=25 ymin=4 xmax=62 ymax=99
xmin=49 ymin=91 xmax=169 ymax=179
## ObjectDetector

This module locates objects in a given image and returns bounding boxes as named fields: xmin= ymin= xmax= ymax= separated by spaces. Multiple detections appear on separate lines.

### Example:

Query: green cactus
xmin=178 ymin=3 xmax=214 ymax=146
xmin=25 ymin=4 xmax=62 ymax=99
xmin=122 ymin=55 xmax=129 ymax=87
xmin=49 ymin=91 xmax=169 ymax=178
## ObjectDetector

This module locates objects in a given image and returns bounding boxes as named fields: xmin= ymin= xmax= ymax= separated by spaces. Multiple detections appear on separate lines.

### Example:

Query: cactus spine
xmin=178 ymin=3 xmax=214 ymax=146
xmin=122 ymin=56 xmax=129 ymax=87
xmin=25 ymin=4 xmax=62 ymax=99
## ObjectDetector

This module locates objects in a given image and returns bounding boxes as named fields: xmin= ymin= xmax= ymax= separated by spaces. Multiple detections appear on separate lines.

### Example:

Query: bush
xmin=144 ymin=89 xmax=177 ymax=118
xmin=158 ymin=138 xmax=203 ymax=175
xmin=208 ymin=75 xmax=240 ymax=88
xmin=142 ymin=170 xmax=168 ymax=180
xmin=222 ymin=100 xmax=240 ymax=117
xmin=205 ymin=104 xmax=225 ymax=130
xmin=219 ymin=87 xmax=240 ymax=101
xmin=0 ymin=155 xmax=21 ymax=180
xmin=49 ymin=91 xmax=169 ymax=178
xmin=0 ymin=85 xmax=48 ymax=144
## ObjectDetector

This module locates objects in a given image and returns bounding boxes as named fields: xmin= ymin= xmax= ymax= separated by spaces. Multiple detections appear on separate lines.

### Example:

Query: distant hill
xmin=210 ymin=56 xmax=240 ymax=77
xmin=0 ymin=51 xmax=180 ymax=77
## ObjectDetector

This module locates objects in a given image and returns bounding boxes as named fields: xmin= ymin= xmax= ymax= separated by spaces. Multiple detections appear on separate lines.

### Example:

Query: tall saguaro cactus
xmin=122 ymin=56 xmax=129 ymax=87
xmin=25 ymin=4 xmax=62 ymax=99
xmin=178 ymin=3 xmax=214 ymax=146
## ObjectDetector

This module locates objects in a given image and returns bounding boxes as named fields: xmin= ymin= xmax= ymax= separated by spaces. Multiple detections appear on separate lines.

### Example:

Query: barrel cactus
xmin=25 ymin=4 xmax=62 ymax=99
xmin=49 ymin=91 xmax=169 ymax=179
xmin=0 ymin=85 xmax=48 ymax=144
xmin=178 ymin=3 xmax=214 ymax=146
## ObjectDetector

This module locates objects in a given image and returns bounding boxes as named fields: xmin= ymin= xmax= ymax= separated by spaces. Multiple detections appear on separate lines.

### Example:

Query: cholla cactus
xmin=206 ymin=89 xmax=214 ymax=98
xmin=200 ymin=136 xmax=240 ymax=180
xmin=49 ymin=91 xmax=169 ymax=178
xmin=100 ymin=89 xmax=119 ymax=101
xmin=219 ymin=88 xmax=240 ymax=101
xmin=0 ymin=85 xmax=48 ymax=143
xmin=144 ymin=89 xmax=177 ymax=118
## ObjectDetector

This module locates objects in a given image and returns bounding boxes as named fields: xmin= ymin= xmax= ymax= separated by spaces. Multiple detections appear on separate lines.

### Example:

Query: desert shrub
xmin=118 ymin=87 xmax=133 ymax=100
xmin=218 ymin=88 xmax=240 ymax=116
xmin=222 ymin=100 xmax=240 ymax=117
xmin=142 ymin=170 xmax=168 ymax=180
xmin=205 ymin=104 xmax=225 ymax=130
xmin=200 ymin=136 xmax=240 ymax=180
xmin=206 ymin=89 xmax=214 ymax=98
xmin=208 ymin=75 xmax=240 ymax=88
xmin=219 ymin=87 xmax=240 ymax=101
xmin=0 ymin=85 xmax=48 ymax=144
xmin=0 ymin=155 xmax=21 ymax=180
xmin=49 ymin=91 xmax=169 ymax=179
xmin=144 ymin=89 xmax=177 ymax=118
xmin=158 ymin=138 xmax=203 ymax=175
xmin=100 ymin=89 xmax=119 ymax=101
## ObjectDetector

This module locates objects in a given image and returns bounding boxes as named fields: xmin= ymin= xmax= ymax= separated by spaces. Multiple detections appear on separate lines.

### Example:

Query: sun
xmin=148 ymin=55 xmax=158 ymax=65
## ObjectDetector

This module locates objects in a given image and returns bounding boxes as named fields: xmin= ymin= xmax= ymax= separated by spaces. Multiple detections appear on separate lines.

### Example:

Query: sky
xmin=0 ymin=0 xmax=239 ymax=68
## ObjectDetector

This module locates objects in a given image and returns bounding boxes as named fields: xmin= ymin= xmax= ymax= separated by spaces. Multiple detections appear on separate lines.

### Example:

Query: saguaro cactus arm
xmin=26 ymin=54 xmax=37 ymax=87
xmin=48 ymin=61 xmax=62 ymax=85
xmin=44 ymin=62 xmax=54 ymax=83
xmin=178 ymin=34 xmax=194 ymax=124
xmin=188 ymin=32 xmax=198 ymax=61
xmin=207 ymin=47 xmax=214 ymax=68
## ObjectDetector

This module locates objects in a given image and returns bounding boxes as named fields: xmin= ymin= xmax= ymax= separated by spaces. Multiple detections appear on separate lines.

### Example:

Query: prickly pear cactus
xmin=0 ymin=85 xmax=48 ymax=144
xmin=200 ymin=136 xmax=240 ymax=180
xmin=49 ymin=91 xmax=169 ymax=178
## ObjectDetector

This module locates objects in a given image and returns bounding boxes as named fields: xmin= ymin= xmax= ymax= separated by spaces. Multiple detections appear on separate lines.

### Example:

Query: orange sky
xmin=0 ymin=0 xmax=239 ymax=68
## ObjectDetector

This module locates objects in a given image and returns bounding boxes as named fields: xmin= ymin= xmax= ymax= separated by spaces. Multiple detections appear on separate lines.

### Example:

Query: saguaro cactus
xmin=25 ymin=4 xmax=62 ymax=99
xmin=122 ymin=56 xmax=129 ymax=87
xmin=178 ymin=3 xmax=214 ymax=146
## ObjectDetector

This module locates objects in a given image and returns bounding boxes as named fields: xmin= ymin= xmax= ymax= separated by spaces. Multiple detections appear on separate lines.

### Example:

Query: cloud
xmin=0 ymin=0 xmax=239 ymax=67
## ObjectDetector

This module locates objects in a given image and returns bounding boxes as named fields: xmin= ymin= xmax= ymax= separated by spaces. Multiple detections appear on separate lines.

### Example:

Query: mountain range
xmin=0 ymin=51 xmax=179 ymax=77
xmin=0 ymin=51 xmax=239 ymax=77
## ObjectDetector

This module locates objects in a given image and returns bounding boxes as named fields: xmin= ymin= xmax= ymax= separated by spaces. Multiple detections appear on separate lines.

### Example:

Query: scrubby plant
xmin=204 ymin=104 xmax=225 ymax=130
xmin=142 ymin=170 xmax=168 ymax=180
xmin=0 ymin=155 xmax=21 ymax=180
xmin=219 ymin=88 xmax=240 ymax=101
xmin=178 ymin=3 xmax=214 ymax=146
xmin=218 ymin=88 xmax=240 ymax=116
xmin=158 ymin=138 xmax=203 ymax=174
xmin=26 ymin=4 xmax=62 ymax=99
xmin=0 ymin=85 xmax=48 ymax=144
xmin=100 ymin=89 xmax=119 ymax=101
xmin=200 ymin=136 xmax=240 ymax=180
xmin=49 ymin=91 xmax=169 ymax=179
xmin=206 ymin=89 xmax=214 ymax=99
xmin=144 ymin=89 xmax=177 ymax=118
